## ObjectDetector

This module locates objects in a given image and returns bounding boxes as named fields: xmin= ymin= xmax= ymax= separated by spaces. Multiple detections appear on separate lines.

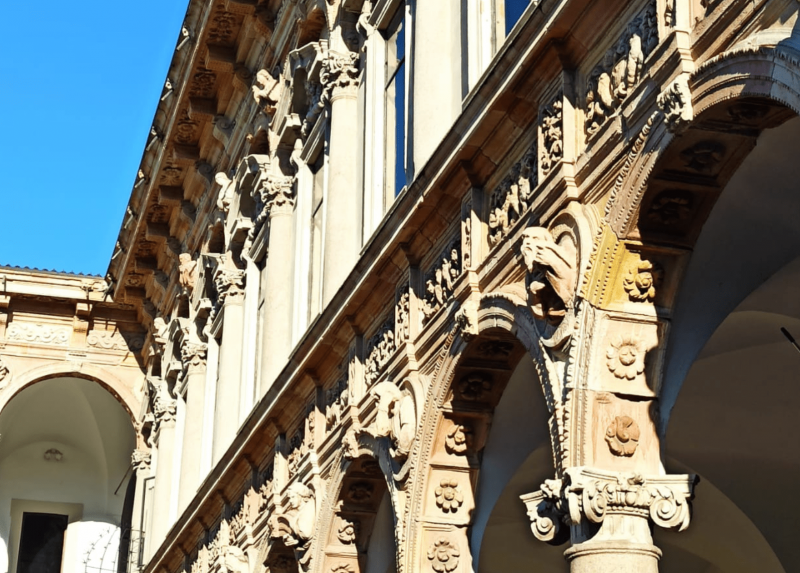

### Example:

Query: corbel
xmin=189 ymin=97 xmax=218 ymax=119
xmin=159 ymin=186 xmax=185 ymax=206
xmin=204 ymin=45 xmax=236 ymax=73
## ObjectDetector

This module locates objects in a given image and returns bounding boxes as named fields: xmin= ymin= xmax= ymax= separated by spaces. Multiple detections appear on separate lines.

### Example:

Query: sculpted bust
xmin=269 ymin=482 xmax=316 ymax=548
xmin=520 ymin=227 xmax=577 ymax=324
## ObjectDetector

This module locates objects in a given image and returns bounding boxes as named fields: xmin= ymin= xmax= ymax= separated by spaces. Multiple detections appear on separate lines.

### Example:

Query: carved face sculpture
xmin=520 ymin=227 xmax=576 ymax=324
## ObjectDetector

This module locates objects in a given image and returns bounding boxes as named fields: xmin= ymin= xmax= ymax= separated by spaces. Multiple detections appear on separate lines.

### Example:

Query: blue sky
xmin=0 ymin=1 xmax=189 ymax=276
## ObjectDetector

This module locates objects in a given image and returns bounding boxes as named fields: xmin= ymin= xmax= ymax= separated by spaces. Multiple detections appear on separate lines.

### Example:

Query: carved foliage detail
xmin=7 ymin=323 xmax=70 ymax=346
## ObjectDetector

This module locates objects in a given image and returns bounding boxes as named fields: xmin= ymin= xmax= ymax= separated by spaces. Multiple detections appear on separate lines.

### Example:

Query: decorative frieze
xmin=539 ymin=95 xmax=563 ymax=177
xmin=421 ymin=240 xmax=462 ymax=323
xmin=7 ymin=323 xmax=70 ymax=346
xmin=365 ymin=315 xmax=396 ymax=386
xmin=86 ymin=330 xmax=145 ymax=352
xmin=395 ymin=284 xmax=410 ymax=343
xmin=584 ymin=3 xmax=658 ymax=137
xmin=488 ymin=141 xmax=538 ymax=248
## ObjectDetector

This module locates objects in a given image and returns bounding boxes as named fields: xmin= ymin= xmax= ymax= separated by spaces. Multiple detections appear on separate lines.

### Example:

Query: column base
xmin=565 ymin=541 xmax=661 ymax=573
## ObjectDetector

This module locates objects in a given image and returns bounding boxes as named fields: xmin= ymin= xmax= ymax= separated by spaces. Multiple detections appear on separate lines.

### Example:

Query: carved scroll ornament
xmin=521 ymin=468 xmax=696 ymax=545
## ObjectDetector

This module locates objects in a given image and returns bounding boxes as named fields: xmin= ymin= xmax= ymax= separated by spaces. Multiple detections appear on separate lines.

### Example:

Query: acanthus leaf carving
xmin=181 ymin=340 xmax=208 ymax=374
xmin=131 ymin=448 xmax=152 ymax=472
xmin=214 ymin=268 xmax=246 ymax=304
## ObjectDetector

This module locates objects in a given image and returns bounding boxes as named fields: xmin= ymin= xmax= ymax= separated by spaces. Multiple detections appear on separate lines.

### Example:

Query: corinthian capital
xmin=256 ymin=175 xmax=296 ymax=217
xmin=521 ymin=468 xmax=697 ymax=545
xmin=214 ymin=268 xmax=246 ymax=304
xmin=321 ymin=51 xmax=360 ymax=97
xmin=131 ymin=448 xmax=152 ymax=472
xmin=180 ymin=340 xmax=208 ymax=374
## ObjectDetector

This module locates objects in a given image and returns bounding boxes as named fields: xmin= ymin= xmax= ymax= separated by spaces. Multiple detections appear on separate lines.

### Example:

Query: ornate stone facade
xmin=4 ymin=1 xmax=800 ymax=573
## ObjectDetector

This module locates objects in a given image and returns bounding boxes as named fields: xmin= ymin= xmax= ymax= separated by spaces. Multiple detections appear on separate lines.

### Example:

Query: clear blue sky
xmin=0 ymin=1 xmax=189 ymax=276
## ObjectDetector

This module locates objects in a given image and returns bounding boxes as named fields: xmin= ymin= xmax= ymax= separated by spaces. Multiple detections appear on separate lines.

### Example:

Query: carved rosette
xmin=521 ymin=469 xmax=697 ymax=544
xmin=444 ymin=423 xmax=473 ymax=455
xmin=605 ymin=416 xmax=641 ymax=456
xmin=214 ymin=268 xmax=246 ymax=304
xmin=181 ymin=340 xmax=208 ymax=375
xmin=606 ymin=334 xmax=646 ymax=380
xmin=435 ymin=478 xmax=464 ymax=513
xmin=623 ymin=259 xmax=662 ymax=302
xmin=427 ymin=538 xmax=460 ymax=573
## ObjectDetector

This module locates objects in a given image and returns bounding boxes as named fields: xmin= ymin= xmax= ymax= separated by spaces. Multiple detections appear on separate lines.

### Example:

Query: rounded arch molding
xmin=0 ymin=362 xmax=142 ymax=425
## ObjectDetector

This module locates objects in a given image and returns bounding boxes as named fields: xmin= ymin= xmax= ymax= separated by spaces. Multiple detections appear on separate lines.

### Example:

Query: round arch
xmin=0 ymin=361 xmax=142 ymax=426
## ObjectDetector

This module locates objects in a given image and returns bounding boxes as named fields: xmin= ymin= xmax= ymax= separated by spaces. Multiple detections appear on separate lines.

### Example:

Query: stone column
xmin=412 ymin=0 xmax=462 ymax=173
xmin=148 ymin=390 xmax=177 ymax=556
xmin=257 ymin=175 xmax=296 ymax=394
xmin=321 ymin=51 xmax=361 ymax=305
xmin=129 ymin=449 xmax=151 ymax=564
xmin=177 ymin=340 xmax=208 ymax=511
xmin=212 ymin=268 xmax=246 ymax=462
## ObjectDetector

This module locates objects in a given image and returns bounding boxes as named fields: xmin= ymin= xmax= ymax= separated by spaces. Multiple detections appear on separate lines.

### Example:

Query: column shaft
xmin=259 ymin=210 xmax=295 ymax=393
xmin=149 ymin=422 xmax=176 ymax=554
xmin=322 ymin=90 xmax=360 ymax=305
xmin=212 ymin=296 xmax=245 ymax=461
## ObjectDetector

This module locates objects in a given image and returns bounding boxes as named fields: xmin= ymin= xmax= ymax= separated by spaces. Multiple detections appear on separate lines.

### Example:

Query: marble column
xmin=148 ymin=402 xmax=177 ymax=555
xmin=177 ymin=341 xmax=208 ymax=511
xmin=212 ymin=268 xmax=246 ymax=462
xmin=322 ymin=50 xmax=361 ymax=305
xmin=257 ymin=175 xmax=296 ymax=394
xmin=129 ymin=449 xmax=151 ymax=564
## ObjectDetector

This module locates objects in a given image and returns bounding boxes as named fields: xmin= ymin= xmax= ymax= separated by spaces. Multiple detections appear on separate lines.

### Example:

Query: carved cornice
xmin=521 ymin=468 xmax=697 ymax=545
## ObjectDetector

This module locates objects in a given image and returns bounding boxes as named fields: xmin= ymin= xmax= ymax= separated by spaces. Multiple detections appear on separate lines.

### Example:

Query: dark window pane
xmin=394 ymin=61 xmax=406 ymax=195
xmin=17 ymin=513 xmax=68 ymax=573
xmin=505 ymin=0 xmax=529 ymax=34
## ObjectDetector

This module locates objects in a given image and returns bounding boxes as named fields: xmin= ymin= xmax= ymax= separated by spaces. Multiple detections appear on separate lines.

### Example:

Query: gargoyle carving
xmin=520 ymin=227 xmax=577 ymax=325
xmin=371 ymin=381 xmax=416 ymax=460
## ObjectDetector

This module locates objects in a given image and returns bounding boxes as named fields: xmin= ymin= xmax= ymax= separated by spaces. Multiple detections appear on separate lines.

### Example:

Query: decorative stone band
xmin=214 ymin=268 xmax=246 ymax=304
xmin=520 ymin=467 xmax=697 ymax=545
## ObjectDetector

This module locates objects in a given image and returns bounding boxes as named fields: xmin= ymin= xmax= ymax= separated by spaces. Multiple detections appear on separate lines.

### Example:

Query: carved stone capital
xmin=321 ymin=51 xmax=360 ymax=99
xmin=131 ymin=448 xmax=152 ymax=472
xmin=181 ymin=340 xmax=208 ymax=375
xmin=256 ymin=175 xmax=296 ymax=218
xmin=214 ymin=268 xmax=245 ymax=304
xmin=521 ymin=468 xmax=697 ymax=545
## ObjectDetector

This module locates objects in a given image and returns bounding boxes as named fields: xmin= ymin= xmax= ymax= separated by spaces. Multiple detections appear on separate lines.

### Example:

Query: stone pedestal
xmin=212 ymin=270 xmax=245 ymax=462
xmin=177 ymin=342 xmax=207 ymax=511
xmin=322 ymin=52 xmax=360 ymax=305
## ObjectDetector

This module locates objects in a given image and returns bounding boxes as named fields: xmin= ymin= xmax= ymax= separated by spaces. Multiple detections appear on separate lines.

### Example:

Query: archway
xmin=0 ymin=377 xmax=137 ymax=573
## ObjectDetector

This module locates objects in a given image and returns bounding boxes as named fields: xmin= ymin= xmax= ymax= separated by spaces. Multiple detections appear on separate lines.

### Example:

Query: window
xmin=308 ymin=151 xmax=325 ymax=322
xmin=383 ymin=7 xmax=407 ymax=198
xmin=504 ymin=0 xmax=529 ymax=35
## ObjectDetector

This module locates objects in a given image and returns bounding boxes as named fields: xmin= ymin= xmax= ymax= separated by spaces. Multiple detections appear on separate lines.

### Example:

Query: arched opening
xmin=323 ymin=456 xmax=396 ymax=573
xmin=0 ymin=377 xmax=137 ymax=573
xmin=420 ymin=325 xmax=562 ymax=571
xmin=649 ymin=84 xmax=800 ymax=571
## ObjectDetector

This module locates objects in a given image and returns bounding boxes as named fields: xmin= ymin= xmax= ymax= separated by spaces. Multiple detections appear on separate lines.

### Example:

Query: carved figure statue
xmin=178 ymin=253 xmax=198 ymax=295
xmin=215 ymin=172 xmax=235 ymax=213
xmin=371 ymin=381 xmax=416 ymax=459
xmin=269 ymin=483 xmax=316 ymax=548
xmin=520 ymin=227 xmax=577 ymax=324
xmin=252 ymin=69 xmax=280 ymax=112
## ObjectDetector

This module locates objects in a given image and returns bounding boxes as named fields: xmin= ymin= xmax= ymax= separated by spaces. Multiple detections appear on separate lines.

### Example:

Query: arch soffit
xmin=606 ymin=43 xmax=800 ymax=240
xmin=0 ymin=362 xmax=142 ymax=426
